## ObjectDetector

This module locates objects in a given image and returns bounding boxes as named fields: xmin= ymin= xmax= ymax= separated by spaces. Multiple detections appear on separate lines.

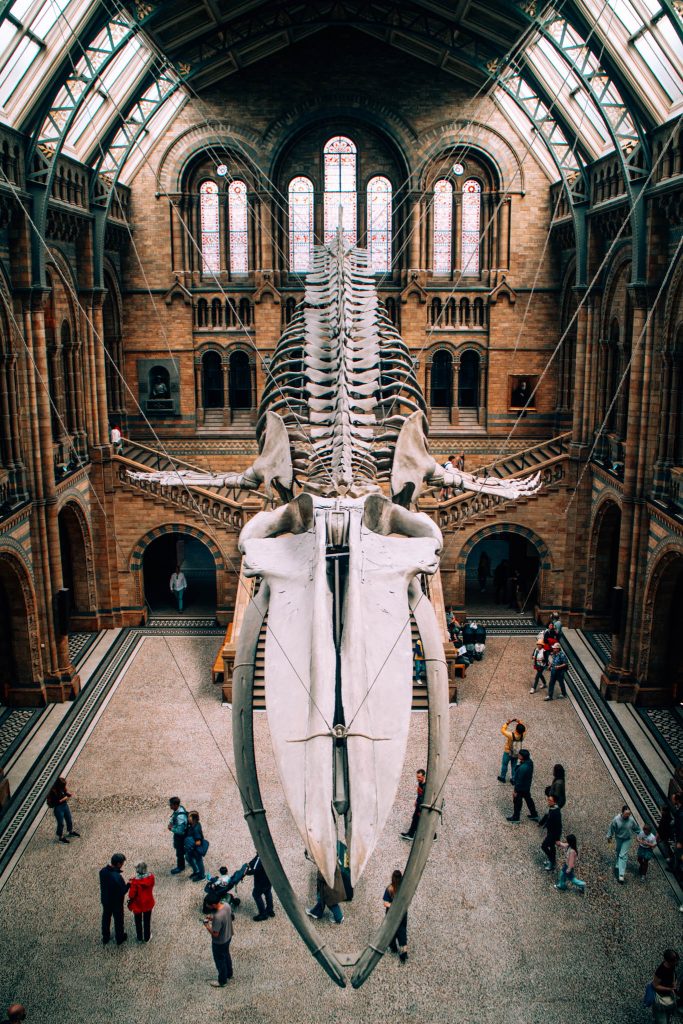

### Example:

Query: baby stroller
xmin=202 ymin=862 xmax=249 ymax=914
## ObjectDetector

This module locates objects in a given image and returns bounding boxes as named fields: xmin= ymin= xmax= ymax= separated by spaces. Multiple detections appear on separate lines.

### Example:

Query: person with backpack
xmin=538 ymin=793 xmax=562 ymax=871
xmin=46 ymin=776 xmax=80 ymax=844
xmin=127 ymin=861 xmax=155 ymax=942
xmin=544 ymin=764 xmax=566 ymax=809
xmin=306 ymin=864 xmax=347 ymax=923
xmin=167 ymin=797 xmax=188 ymax=875
xmin=506 ymin=749 xmax=537 ymax=823
xmin=247 ymin=854 xmax=274 ymax=921
xmin=185 ymin=810 xmax=208 ymax=881
xmin=545 ymin=643 xmax=569 ymax=700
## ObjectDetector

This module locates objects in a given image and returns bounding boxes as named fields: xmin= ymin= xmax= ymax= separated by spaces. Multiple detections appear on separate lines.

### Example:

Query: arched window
xmin=288 ymin=176 xmax=314 ymax=273
xmin=367 ymin=176 xmax=392 ymax=273
xmin=211 ymin=298 xmax=222 ymax=327
xmin=433 ymin=179 xmax=453 ymax=274
xmin=228 ymin=180 xmax=248 ymax=274
xmin=461 ymin=178 xmax=481 ymax=276
xmin=200 ymin=180 xmax=220 ymax=275
xmin=324 ymin=136 xmax=357 ymax=248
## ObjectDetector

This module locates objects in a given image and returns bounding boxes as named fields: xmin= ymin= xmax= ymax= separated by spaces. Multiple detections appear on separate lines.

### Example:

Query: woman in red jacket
xmin=127 ymin=862 xmax=155 ymax=942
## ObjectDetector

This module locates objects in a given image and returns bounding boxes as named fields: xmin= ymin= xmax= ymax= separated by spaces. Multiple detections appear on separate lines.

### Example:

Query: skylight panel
xmin=0 ymin=37 xmax=40 ymax=106
xmin=633 ymin=30 xmax=682 ymax=101
xmin=32 ymin=0 xmax=70 ymax=41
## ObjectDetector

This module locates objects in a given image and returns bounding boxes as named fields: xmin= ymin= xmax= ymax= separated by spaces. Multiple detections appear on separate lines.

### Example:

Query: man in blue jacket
xmin=99 ymin=853 xmax=129 ymax=945
xmin=507 ymin=749 xmax=538 ymax=822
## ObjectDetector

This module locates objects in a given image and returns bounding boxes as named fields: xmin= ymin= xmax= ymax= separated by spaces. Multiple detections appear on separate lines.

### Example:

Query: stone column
xmin=91 ymin=291 xmax=110 ymax=446
xmin=408 ymin=192 xmax=421 ymax=271
xmin=497 ymin=196 xmax=511 ymax=271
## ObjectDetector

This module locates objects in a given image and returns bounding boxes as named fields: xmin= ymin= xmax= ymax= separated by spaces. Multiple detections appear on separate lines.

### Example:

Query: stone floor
xmin=0 ymin=633 xmax=680 ymax=1024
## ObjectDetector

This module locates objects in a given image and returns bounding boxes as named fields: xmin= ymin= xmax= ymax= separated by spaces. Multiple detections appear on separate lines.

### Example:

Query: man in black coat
xmin=538 ymin=794 xmax=563 ymax=870
xmin=247 ymin=854 xmax=274 ymax=921
xmin=507 ymin=749 xmax=538 ymax=822
xmin=99 ymin=853 xmax=129 ymax=945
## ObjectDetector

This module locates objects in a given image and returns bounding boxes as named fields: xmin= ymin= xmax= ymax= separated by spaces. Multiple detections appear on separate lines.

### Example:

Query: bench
xmin=212 ymin=623 xmax=233 ymax=684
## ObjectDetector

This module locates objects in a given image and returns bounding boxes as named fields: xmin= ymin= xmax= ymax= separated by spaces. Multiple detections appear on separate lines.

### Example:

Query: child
xmin=554 ymin=834 xmax=585 ymax=892
xmin=636 ymin=824 xmax=658 ymax=880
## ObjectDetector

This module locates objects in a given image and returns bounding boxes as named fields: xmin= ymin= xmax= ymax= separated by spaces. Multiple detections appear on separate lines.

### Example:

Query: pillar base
xmin=600 ymin=664 xmax=638 ymax=703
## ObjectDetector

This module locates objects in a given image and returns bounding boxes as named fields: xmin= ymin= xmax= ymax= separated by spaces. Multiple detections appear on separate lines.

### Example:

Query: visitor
xmin=109 ymin=424 xmax=123 ymax=454
xmin=506 ymin=749 xmax=537 ymax=823
xmin=538 ymin=793 xmax=562 ymax=870
xmin=554 ymin=834 xmax=585 ymax=892
xmin=477 ymin=551 xmax=490 ymax=593
xmin=127 ymin=861 xmax=155 ymax=942
xmin=306 ymin=865 xmax=346 ymax=923
xmin=440 ymin=455 xmax=454 ymax=500
xmin=545 ymin=643 xmax=569 ymax=700
xmin=453 ymin=452 xmax=465 ymax=471
xmin=383 ymin=869 xmax=408 ymax=963
xmin=672 ymin=792 xmax=683 ymax=882
xmin=167 ymin=797 xmax=188 ymax=875
xmin=636 ymin=824 xmax=658 ymax=880
xmin=544 ymin=764 xmax=566 ymax=809
xmin=185 ymin=810 xmax=208 ymax=881
xmin=530 ymin=640 xmax=548 ymax=693
xmin=551 ymin=611 xmax=563 ymax=638
xmin=606 ymin=805 xmax=640 ymax=883
xmin=650 ymin=949 xmax=679 ymax=1023
xmin=204 ymin=895 xmax=234 ymax=987
xmin=247 ymin=853 xmax=274 ymax=921
xmin=46 ymin=776 xmax=80 ymax=844
xmin=413 ymin=639 xmax=426 ymax=681
xmin=1 ymin=1006 xmax=26 ymax=1023
xmin=498 ymin=718 xmax=526 ymax=784
xmin=169 ymin=564 xmax=187 ymax=612
xmin=400 ymin=768 xmax=426 ymax=841
xmin=473 ymin=619 xmax=487 ymax=659
xmin=99 ymin=852 xmax=129 ymax=946
xmin=656 ymin=803 xmax=675 ymax=870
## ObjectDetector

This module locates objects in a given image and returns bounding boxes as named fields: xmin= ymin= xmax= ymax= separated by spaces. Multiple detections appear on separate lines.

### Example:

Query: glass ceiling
xmin=0 ymin=0 xmax=680 ymax=196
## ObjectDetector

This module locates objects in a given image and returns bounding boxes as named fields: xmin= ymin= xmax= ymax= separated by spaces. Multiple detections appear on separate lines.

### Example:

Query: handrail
xmin=120 ymin=436 xmax=216 ymax=475
xmin=473 ymin=431 xmax=572 ymax=476
xmin=432 ymin=447 xmax=568 ymax=513
xmin=114 ymin=455 xmax=259 ymax=517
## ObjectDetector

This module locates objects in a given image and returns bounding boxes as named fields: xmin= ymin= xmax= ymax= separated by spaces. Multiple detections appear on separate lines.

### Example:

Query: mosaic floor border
xmin=582 ymin=630 xmax=612 ymax=666
xmin=0 ymin=708 xmax=43 ymax=771
xmin=640 ymin=708 xmax=683 ymax=767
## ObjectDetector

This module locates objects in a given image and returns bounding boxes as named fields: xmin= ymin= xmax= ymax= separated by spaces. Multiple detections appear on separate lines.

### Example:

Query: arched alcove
xmin=458 ymin=350 xmax=480 ymax=409
xmin=464 ymin=531 xmax=541 ymax=613
xmin=642 ymin=552 xmax=683 ymax=704
xmin=142 ymin=533 xmax=217 ymax=616
xmin=229 ymin=350 xmax=252 ymax=411
xmin=58 ymin=503 xmax=95 ymax=628
xmin=587 ymin=501 xmax=621 ymax=627
xmin=0 ymin=553 xmax=39 ymax=704
xmin=202 ymin=350 xmax=224 ymax=408
xmin=430 ymin=350 xmax=453 ymax=409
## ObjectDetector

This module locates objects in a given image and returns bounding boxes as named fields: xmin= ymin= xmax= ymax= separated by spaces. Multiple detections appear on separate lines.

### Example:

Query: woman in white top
xmin=169 ymin=565 xmax=187 ymax=612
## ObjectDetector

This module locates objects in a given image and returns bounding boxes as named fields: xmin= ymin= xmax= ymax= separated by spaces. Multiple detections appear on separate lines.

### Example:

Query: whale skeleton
xmin=129 ymin=226 xmax=541 ymax=986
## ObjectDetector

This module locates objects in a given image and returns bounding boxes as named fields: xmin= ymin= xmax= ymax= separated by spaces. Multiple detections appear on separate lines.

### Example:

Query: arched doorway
xmin=589 ymin=502 xmax=621 ymax=626
xmin=58 ymin=504 xmax=93 ymax=628
xmin=430 ymin=350 xmax=452 ymax=409
xmin=228 ymin=350 xmax=252 ymax=410
xmin=464 ymin=531 xmax=541 ymax=613
xmin=142 ymin=533 xmax=217 ymax=616
xmin=644 ymin=554 xmax=683 ymax=704
xmin=458 ymin=350 xmax=480 ymax=408
xmin=0 ymin=555 xmax=37 ymax=704
xmin=202 ymin=351 xmax=224 ymax=408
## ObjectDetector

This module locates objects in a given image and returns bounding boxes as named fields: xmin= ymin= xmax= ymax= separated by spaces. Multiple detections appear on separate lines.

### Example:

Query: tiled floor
xmin=0 ymin=630 xmax=680 ymax=1023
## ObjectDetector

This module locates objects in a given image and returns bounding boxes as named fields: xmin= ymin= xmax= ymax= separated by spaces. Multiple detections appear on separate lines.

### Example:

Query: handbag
xmin=654 ymin=991 xmax=676 ymax=1009
xmin=198 ymin=838 xmax=210 ymax=856
xmin=643 ymin=983 xmax=655 ymax=1008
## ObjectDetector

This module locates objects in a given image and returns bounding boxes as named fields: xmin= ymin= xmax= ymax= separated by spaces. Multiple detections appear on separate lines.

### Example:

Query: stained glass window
xmin=367 ymin=176 xmax=392 ymax=273
xmin=461 ymin=178 xmax=481 ymax=276
xmin=324 ymin=135 xmax=357 ymax=247
xmin=288 ymin=176 xmax=314 ymax=273
xmin=228 ymin=180 xmax=248 ymax=275
xmin=200 ymin=180 xmax=220 ymax=275
xmin=433 ymin=179 xmax=453 ymax=275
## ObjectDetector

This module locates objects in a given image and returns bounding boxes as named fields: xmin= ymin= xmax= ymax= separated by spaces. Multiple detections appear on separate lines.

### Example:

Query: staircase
xmin=429 ymin=432 xmax=571 ymax=531
xmin=115 ymin=438 xmax=256 ymax=531
xmin=200 ymin=409 xmax=225 ymax=434
xmin=429 ymin=407 xmax=484 ymax=433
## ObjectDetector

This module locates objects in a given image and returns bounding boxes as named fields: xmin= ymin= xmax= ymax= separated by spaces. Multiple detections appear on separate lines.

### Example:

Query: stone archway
xmin=585 ymin=499 xmax=621 ymax=628
xmin=58 ymin=501 xmax=96 ymax=629
xmin=0 ymin=550 xmax=42 ymax=705
xmin=454 ymin=524 xmax=552 ymax=613
xmin=131 ymin=524 xmax=227 ymax=620
xmin=640 ymin=548 xmax=683 ymax=705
